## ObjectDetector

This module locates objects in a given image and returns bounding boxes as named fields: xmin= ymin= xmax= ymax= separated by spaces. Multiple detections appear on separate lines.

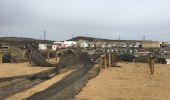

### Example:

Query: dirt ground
xmin=46 ymin=58 xmax=59 ymax=64
xmin=0 ymin=62 xmax=54 ymax=78
xmin=76 ymin=62 xmax=170 ymax=100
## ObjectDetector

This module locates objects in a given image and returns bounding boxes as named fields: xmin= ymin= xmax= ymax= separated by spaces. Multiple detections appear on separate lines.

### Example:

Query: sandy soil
xmin=0 ymin=62 xmax=54 ymax=78
xmin=46 ymin=58 xmax=59 ymax=64
xmin=5 ymin=70 xmax=75 ymax=100
xmin=76 ymin=62 xmax=170 ymax=100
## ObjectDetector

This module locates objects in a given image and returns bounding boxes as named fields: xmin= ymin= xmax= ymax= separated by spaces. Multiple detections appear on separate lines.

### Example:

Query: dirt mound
xmin=58 ymin=50 xmax=92 ymax=67
xmin=31 ymin=50 xmax=92 ymax=68
xmin=134 ymin=55 xmax=167 ymax=64
xmin=117 ymin=53 xmax=135 ymax=62
xmin=31 ymin=51 xmax=55 ymax=67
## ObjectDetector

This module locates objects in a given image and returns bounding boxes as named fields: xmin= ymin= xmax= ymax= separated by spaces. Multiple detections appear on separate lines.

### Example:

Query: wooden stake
xmin=56 ymin=51 xmax=58 ymax=61
xmin=149 ymin=55 xmax=154 ymax=75
xmin=108 ymin=53 xmax=111 ymax=67
xmin=29 ymin=50 xmax=32 ymax=65
xmin=105 ymin=53 xmax=109 ymax=67
xmin=10 ymin=52 xmax=12 ymax=63
xmin=0 ymin=52 xmax=2 ymax=63
xmin=100 ymin=55 xmax=103 ymax=70
xmin=114 ymin=53 xmax=117 ymax=66
xmin=111 ymin=53 xmax=115 ymax=67
xmin=151 ymin=56 xmax=154 ymax=75
xmin=104 ymin=53 xmax=107 ymax=69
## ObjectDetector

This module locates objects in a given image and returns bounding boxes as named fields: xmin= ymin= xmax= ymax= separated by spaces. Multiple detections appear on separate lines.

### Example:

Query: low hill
xmin=0 ymin=37 xmax=53 ymax=45
xmin=69 ymin=36 xmax=142 ymax=42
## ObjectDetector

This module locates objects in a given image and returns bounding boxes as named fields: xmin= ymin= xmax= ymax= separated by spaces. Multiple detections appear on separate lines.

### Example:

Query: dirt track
xmin=26 ymin=64 xmax=96 ymax=100
xmin=0 ymin=62 xmax=98 ymax=100
xmin=5 ymin=70 xmax=75 ymax=100
xmin=0 ymin=62 xmax=56 ymax=99
xmin=77 ymin=62 xmax=170 ymax=100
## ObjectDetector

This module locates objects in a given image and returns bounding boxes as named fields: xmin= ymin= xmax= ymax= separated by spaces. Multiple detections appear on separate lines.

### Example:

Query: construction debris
xmin=31 ymin=51 xmax=55 ymax=67
xmin=2 ymin=53 xmax=12 ymax=63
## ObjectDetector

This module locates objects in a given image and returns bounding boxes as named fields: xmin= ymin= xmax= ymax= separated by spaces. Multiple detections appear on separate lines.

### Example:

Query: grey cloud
xmin=0 ymin=0 xmax=170 ymax=41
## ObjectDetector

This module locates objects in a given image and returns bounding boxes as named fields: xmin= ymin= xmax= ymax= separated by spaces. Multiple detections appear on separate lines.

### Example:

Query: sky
xmin=0 ymin=0 xmax=170 ymax=41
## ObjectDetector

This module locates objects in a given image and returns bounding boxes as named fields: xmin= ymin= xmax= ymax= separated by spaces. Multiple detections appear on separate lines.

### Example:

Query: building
xmin=141 ymin=41 xmax=160 ymax=48
xmin=39 ymin=44 xmax=47 ymax=50
xmin=52 ymin=41 xmax=63 ymax=50
xmin=63 ymin=41 xmax=77 ymax=48
xmin=52 ymin=41 xmax=77 ymax=50
xmin=162 ymin=42 xmax=170 ymax=47
xmin=80 ymin=42 xmax=89 ymax=48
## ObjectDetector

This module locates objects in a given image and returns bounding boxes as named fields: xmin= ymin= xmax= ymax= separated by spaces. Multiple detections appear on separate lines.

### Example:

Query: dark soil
xmin=27 ymin=64 xmax=99 ymax=100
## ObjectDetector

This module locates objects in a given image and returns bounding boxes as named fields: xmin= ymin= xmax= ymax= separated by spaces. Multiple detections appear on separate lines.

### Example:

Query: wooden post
xmin=56 ymin=51 xmax=58 ymax=61
xmin=108 ymin=52 xmax=111 ymax=67
xmin=99 ymin=55 xmax=103 ymax=70
xmin=104 ymin=53 xmax=107 ymax=69
xmin=10 ymin=51 xmax=13 ymax=63
xmin=149 ymin=55 xmax=154 ymax=75
xmin=151 ymin=58 xmax=154 ymax=75
xmin=0 ymin=52 xmax=2 ymax=63
xmin=28 ymin=50 xmax=32 ymax=65
xmin=114 ymin=53 xmax=117 ymax=66
xmin=106 ymin=53 xmax=109 ymax=68
xmin=111 ymin=53 xmax=116 ymax=67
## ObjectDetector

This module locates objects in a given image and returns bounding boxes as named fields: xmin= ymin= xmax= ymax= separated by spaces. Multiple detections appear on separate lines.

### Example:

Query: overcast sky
xmin=0 ymin=0 xmax=170 ymax=41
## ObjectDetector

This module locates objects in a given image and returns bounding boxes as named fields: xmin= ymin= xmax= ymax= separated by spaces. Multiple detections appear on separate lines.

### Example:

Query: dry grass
xmin=0 ymin=62 xmax=54 ymax=78
xmin=76 ymin=62 xmax=170 ymax=100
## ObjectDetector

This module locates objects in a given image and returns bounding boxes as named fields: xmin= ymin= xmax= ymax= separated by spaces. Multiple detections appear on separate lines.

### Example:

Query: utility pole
xmin=44 ymin=30 xmax=46 ymax=41
xmin=44 ymin=30 xmax=46 ymax=50
xmin=142 ymin=35 xmax=146 ymax=41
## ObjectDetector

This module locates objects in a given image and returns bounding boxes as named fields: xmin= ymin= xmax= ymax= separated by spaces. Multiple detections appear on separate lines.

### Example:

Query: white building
xmin=80 ymin=42 xmax=89 ymax=48
xmin=63 ymin=41 xmax=77 ymax=48
xmin=166 ymin=59 xmax=170 ymax=64
xmin=39 ymin=44 xmax=47 ymax=50
xmin=52 ymin=41 xmax=63 ymax=50
xmin=52 ymin=41 xmax=77 ymax=50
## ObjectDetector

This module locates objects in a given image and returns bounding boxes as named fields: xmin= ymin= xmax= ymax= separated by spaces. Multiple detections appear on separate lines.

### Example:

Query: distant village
xmin=36 ymin=38 xmax=169 ymax=50
xmin=0 ymin=36 xmax=170 ymax=64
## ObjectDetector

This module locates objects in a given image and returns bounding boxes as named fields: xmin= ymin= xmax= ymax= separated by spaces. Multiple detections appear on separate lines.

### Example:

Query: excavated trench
xmin=0 ymin=50 xmax=100 ymax=99
xmin=27 ymin=65 xmax=100 ymax=100
xmin=0 ymin=67 xmax=60 ymax=99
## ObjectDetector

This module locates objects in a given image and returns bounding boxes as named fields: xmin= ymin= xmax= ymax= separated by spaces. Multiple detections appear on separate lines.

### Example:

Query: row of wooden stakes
xmin=99 ymin=52 xmax=155 ymax=75
xmin=99 ymin=52 xmax=117 ymax=70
